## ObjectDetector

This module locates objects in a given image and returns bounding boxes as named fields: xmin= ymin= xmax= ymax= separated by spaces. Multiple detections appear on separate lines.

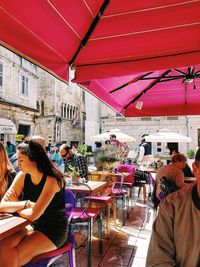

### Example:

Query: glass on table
xmin=64 ymin=173 xmax=72 ymax=187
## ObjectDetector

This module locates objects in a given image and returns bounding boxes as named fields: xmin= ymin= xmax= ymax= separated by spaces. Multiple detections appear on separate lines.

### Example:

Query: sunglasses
xmin=61 ymin=152 xmax=68 ymax=158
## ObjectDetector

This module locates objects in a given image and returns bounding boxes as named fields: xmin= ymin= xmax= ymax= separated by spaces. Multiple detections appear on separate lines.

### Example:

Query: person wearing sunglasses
xmin=60 ymin=144 xmax=88 ymax=181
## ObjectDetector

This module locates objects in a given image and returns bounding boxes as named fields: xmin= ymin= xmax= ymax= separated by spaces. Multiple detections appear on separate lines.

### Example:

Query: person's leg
xmin=0 ymin=227 xmax=29 ymax=267
xmin=17 ymin=230 xmax=57 ymax=266
xmin=0 ymin=229 xmax=57 ymax=267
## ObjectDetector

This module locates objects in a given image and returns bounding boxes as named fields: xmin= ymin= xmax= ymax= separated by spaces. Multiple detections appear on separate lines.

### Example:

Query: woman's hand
xmin=3 ymin=188 xmax=19 ymax=201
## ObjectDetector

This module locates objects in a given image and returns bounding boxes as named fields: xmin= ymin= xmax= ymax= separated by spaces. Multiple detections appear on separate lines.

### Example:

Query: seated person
xmin=60 ymin=144 xmax=88 ymax=181
xmin=0 ymin=139 xmax=68 ymax=266
xmin=155 ymin=153 xmax=187 ymax=199
xmin=171 ymin=150 xmax=194 ymax=177
xmin=146 ymin=148 xmax=200 ymax=266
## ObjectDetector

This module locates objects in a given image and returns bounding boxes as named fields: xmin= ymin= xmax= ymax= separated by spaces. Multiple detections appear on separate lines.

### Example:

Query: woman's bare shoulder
xmin=46 ymin=175 xmax=62 ymax=190
xmin=14 ymin=171 xmax=26 ymax=181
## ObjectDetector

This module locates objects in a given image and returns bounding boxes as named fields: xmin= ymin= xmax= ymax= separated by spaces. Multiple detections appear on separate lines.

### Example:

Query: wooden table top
xmin=0 ymin=214 xmax=29 ymax=241
xmin=89 ymin=170 xmax=130 ymax=177
xmin=67 ymin=181 xmax=107 ymax=193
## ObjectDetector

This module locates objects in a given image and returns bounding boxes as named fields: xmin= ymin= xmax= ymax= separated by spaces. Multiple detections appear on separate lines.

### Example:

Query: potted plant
xmin=67 ymin=164 xmax=80 ymax=182
xmin=187 ymin=149 xmax=195 ymax=159
xmin=96 ymin=144 xmax=124 ymax=170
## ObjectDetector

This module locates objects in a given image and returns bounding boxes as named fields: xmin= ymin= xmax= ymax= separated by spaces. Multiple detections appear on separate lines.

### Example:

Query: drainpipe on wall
xmin=186 ymin=115 xmax=189 ymax=151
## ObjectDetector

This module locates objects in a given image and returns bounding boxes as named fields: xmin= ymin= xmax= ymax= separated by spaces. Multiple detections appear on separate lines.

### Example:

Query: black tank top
xmin=23 ymin=173 xmax=68 ymax=248
xmin=23 ymin=173 xmax=66 ymax=219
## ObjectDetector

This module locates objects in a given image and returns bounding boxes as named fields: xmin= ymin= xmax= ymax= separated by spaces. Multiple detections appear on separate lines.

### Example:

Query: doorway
xmin=18 ymin=124 xmax=30 ymax=137
xmin=167 ymin=142 xmax=178 ymax=154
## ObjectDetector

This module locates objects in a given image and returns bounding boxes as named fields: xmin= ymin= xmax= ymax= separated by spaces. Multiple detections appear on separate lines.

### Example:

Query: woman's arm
xmin=17 ymin=176 xmax=60 ymax=221
xmin=0 ymin=200 xmax=30 ymax=213
xmin=0 ymin=172 xmax=29 ymax=213
xmin=2 ymin=171 xmax=25 ymax=202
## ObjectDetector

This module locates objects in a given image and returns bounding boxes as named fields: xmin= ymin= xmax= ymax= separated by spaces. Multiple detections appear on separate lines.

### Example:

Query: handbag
xmin=134 ymin=169 xmax=151 ymax=186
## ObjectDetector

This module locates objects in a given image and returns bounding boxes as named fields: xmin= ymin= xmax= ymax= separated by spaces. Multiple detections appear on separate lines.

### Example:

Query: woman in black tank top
xmin=0 ymin=139 xmax=68 ymax=267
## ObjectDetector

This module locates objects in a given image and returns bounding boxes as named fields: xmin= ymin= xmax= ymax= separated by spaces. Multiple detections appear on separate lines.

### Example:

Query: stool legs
xmin=112 ymin=196 xmax=117 ymax=228
xmin=138 ymin=185 xmax=147 ymax=203
xmin=106 ymin=203 xmax=111 ymax=235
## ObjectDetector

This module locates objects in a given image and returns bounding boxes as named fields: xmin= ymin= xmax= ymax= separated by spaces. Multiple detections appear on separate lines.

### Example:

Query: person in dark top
xmin=0 ymin=141 xmax=16 ymax=200
xmin=0 ymin=139 xmax=68 ymax=267
xmin=137 ymin=138 xmax=154 ymax=168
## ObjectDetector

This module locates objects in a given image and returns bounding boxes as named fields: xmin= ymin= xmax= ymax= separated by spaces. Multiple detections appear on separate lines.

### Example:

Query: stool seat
xmin=90 ymin=195 xmax=112 ymax=203
xmin=30 ymin=242 xmax=72 ymax=263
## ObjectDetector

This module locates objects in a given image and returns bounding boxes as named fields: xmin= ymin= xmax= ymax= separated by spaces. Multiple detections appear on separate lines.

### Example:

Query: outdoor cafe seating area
xmin=0 ymin=156 xmax=197 ymax=267
xmin=0 ymin=2 xmax=199 ymax=265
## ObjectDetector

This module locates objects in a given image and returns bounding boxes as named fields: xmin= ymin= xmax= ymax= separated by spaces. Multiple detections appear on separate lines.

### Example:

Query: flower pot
xmin=72 ymin=176 xmax=80 ymax=183
xmin=96 ymin=161 xmax=120 ymax=171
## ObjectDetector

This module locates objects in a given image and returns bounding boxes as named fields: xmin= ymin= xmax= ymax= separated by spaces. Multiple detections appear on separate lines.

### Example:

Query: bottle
xmin=66 ymin=176 xmax=72 ymax=187
xmin=59 ymin=161 xmax=65 ymax=173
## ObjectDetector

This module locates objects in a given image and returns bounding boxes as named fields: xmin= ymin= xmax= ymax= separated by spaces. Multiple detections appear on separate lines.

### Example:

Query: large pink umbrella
xmin=0 ymin=1 xmax=199 ymax=83
xmin=75 ymin=66 xmax=200 ymax=116
xmin=0 ymin=1 xmax=199 ymax=117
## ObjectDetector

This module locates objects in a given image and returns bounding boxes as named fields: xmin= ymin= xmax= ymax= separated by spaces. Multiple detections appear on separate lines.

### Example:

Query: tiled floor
xmin=52 ymin=193 xmax=155 ymax=267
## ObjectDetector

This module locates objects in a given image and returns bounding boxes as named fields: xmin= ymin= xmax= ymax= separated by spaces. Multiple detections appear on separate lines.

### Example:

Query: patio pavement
xmin=52 ymin=192 xmax=155 ymax=267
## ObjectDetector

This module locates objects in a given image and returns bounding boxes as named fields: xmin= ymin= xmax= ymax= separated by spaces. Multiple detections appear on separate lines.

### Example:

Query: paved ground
xmin=52 ymin=193 xmax=155 ymax=267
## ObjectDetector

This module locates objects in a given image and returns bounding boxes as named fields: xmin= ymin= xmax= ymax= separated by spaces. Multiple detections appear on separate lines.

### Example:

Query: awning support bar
xmin=69 ymin=0 xmax=110 ymax=67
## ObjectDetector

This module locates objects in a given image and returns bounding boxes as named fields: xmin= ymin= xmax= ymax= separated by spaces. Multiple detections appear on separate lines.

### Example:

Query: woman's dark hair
xmin=17 ymin=139 xmax=64 ymax=188
xmin=195 ymin=148 xmax=200 ymax=164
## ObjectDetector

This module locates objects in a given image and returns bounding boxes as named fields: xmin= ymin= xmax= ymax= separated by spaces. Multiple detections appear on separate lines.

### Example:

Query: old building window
xmin=41 ymin=100 xmax=44 ymax=116
xmin=72 ymin=107 xmax=76 ymax=118
xmin=64 ymin=104 xmax=66 ymax=118
xmin=0 ymin=62 xmax=3 ymax=88
xmin=20 ymin=74 xmax=29 ymax=96
xmin=141 ymin=117 xmax=151 ymax=121
xmin=67 ymin=105 xmax=70 ymax=119
xmin=167 ymin=116 xmax=178 ymax=120
xmin=70 ymin=106 xmax=73 ymax=119
xmin=61 ymin=103 xmax=63 ymax=117
xmin=36 ymin=101 xmax=40 ymax=112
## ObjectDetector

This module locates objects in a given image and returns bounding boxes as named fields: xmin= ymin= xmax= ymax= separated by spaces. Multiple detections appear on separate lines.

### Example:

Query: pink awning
xmin=77 ymin=66 xmax=200 ymax=117
xmin=0 ymin=1 xmax=200 ymax=116
xmin=73 ymin=0 xmax=200 ymax=81
xmin=0 ymin=0 xmax=105 ymax=81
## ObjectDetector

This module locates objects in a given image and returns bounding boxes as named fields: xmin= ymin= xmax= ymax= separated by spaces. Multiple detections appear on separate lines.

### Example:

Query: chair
xmin=133 ymin=168 xmax=151 ymax=203
xmin=66 ymin=183 xmax=103 ymax=267
xmin=90 ymin=171 xmax=125 ymax=228
xmin=142 ymin=175 xmax=158 ymax=229
xmin=24 ymin=189 xmax=76 ymax=267
xmin=89 ymin=172 xmax=113 ymax=234
xmin=116 ymin=164 xmax=150 ymax=204
xmin=111 ymin=171 xmax=129 ymax=226
xmin=115 ymin=164 xmax=136 ymax=205
xmin=88 ymin=194 xmax=113 ymax=235
xmin=24 ymin=242 xmax=75 ymax=267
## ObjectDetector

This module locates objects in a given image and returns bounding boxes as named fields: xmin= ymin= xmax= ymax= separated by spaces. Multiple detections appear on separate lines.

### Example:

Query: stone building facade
xmin=0 ymin=45 xmax=85 ymax=147
xmin=99 ymin=102 xmax=200 ymax=157
xmin=0 ymin=46 xmax=38 ymax=144
xmin=35 ymin=69 xmax=85 ymax=146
